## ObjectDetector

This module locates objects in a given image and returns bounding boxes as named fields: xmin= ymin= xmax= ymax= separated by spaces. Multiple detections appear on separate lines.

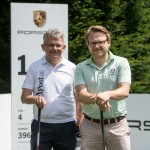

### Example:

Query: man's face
xmin=42 ymin=37 xmax=66 ymax=59
xmin=87 ymin=31 xmax=110 ymax=58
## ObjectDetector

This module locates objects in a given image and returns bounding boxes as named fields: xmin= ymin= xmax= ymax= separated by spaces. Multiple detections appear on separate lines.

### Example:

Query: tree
xmin=0 ymin=4 xmax=10 ymax=93
xmin=0 ymin=0 xmax=150 ymax=93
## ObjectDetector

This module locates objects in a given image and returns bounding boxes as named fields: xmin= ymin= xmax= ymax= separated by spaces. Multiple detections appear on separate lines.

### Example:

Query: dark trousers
xmin=31 ymin=119 xmax=77 ymax=150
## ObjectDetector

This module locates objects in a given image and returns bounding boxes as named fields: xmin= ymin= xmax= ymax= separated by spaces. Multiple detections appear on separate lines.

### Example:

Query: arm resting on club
xmin=75 ymin=84 xmax=97 ymax=104
xmin=105 ymin=82 xmax=130 ymax=100
xmin=21 ymin=88 xmax=47 ymax=109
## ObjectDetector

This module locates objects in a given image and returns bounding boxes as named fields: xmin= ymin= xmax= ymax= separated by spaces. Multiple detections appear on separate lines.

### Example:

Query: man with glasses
xmin=21 ymin=28 xmax=83 ymax=150
xmin=74 ymin=25 xmax=131 ymax=150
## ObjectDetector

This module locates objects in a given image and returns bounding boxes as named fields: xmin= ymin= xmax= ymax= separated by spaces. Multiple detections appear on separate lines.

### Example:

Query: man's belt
xmin=84 ymin=114 xmax=126 ymax=125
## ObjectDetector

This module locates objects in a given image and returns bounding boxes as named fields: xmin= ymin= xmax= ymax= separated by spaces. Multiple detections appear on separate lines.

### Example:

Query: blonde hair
xmin=85 ymin=25 xmax=111 ymax=45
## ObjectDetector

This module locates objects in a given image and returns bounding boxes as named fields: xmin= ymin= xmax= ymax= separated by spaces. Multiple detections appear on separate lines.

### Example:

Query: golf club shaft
xmin=100 ymin=111 xmax=105 ymax=150
xmin=37 ymin=108 xmax=41 ymax=150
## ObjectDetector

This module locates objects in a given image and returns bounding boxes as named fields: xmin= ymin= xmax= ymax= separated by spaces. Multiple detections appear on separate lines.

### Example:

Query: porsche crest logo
xmin=33 ymin=10 xmax=46 ymax=27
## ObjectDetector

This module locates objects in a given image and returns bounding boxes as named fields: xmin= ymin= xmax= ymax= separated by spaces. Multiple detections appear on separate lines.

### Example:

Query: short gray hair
xmin=43 ymin=28 xmax=64 ymax=43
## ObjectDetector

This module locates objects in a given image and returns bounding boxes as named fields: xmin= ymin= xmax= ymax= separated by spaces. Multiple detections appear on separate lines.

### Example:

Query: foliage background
xmin=0 ymin=0 xmax=150 ymax=93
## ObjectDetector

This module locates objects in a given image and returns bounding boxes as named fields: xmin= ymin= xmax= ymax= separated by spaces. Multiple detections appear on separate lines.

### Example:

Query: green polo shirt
xmin=74 ymin=51 xmax=131 ymax=119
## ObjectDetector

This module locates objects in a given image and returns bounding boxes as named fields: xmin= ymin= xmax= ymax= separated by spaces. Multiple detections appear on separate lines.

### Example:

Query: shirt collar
xmin=41 ymin=55 xmax=67 ymax=66
xmin=85 ymin=51 xmax=114 ymax=65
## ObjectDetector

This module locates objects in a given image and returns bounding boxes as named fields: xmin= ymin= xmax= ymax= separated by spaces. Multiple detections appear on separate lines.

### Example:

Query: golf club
xmin=37 ymin=108 xmax=41 ymax=150
xmin=100 ymin=110 xmax=105 ymax=150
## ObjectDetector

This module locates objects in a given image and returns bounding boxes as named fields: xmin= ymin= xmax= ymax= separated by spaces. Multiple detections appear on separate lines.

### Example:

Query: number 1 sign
xmin=18 ymin=55 xmax=27 ymax=75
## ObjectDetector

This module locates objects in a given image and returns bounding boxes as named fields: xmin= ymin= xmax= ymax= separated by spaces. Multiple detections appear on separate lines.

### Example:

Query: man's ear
xmin=41 ymin=44 xmax=45 ymax=51
xmin=107 ymin=40 xmax=111 ymax=45
xmin=63 ymin=45 xmax=66 ymax=49
xmin=62 ymin=45 xmax=66 ymax=52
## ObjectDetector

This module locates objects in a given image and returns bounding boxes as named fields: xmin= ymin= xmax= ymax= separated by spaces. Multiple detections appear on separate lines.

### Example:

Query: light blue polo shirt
xmin=74 ymin=51 xmax=131 ymax=119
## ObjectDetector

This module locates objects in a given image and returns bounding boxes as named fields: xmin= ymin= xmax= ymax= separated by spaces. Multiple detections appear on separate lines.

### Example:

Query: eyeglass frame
xmin=44 ymin=43 xmax=64 ymax=49
xmin=88 ymin=39 xmax=107 ymax=47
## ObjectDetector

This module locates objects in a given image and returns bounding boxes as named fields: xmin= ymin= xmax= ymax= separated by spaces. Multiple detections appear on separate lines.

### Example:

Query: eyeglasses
xmin=88 ymin=40 xmax=107 ymax=47
xmin=44 ymin=43 xmax=64 ymax=48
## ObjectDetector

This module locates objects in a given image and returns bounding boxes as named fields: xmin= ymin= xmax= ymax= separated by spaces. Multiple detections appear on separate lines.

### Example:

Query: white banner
xmin=127 ymin=94 xmax=150 ymax=150
xmin=11 ymin=3 xmax=68 ymax=150
xmin=0 ymin=94 xmax=11 ymax=150
xmin=0 ymin=93 xmax=150 ymax=150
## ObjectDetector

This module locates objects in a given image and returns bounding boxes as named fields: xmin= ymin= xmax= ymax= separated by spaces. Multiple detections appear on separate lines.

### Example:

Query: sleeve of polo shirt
xmin=74 ymin=64 xmax=86 ymax=86
xmin=118 ymin=58 xmax=131 ymax=85
xmin=22 ymin=64 xmax=34 ymax=90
